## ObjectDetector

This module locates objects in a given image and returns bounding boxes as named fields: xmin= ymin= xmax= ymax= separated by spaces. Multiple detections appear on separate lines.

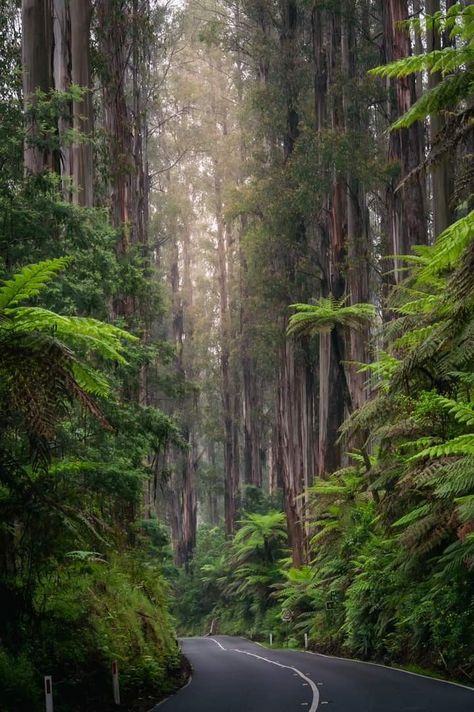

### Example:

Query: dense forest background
xmin=0 ymin=1 xmax=473 ymax=710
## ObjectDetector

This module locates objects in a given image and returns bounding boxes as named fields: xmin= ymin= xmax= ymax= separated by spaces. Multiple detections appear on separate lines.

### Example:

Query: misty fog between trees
xmin=0 ymin=1 xmax=473 ymax=710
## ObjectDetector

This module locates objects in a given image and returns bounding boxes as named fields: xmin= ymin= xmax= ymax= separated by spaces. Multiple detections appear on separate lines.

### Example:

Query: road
xmin=154 ymin=635 xmax=474 ymax=712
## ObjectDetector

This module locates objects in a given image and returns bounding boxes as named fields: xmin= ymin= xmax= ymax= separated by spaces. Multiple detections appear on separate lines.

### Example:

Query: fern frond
xmin=392 ymin=73 xmax=473 ymax=129
xmin=71 ymin=362 xmax=110 ymax=397
xmin=434 ymin=457 xmax=474 ymax=497
xmin=411 ymin=434 xmax=474 ymax=460
xmin=419 ymin=211 xmax=474 ymax=279
xmin=0 ymin=257 xmax=71 ymax=309
xmin=432 ymin=395 xmax=474 ymax=426
xmin=369 ymin=47 xmax=474 ymax=80
xmin=8 ymin=307 xmax=136 ymax=363
xmin=393 ymin=504 xmax=431 ymax=528
xmin=288 ymin=297 xmax=375 ymax=337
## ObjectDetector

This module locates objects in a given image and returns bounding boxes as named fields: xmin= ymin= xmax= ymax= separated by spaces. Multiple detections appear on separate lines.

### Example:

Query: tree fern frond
xmin=392 ymin=73 xmax=473 ymax=129
xmin=370 ymin=47 xmax=474 ymax=80
xmin=455 ymin=494 xmax=474 ymax=523
xmin=434 ymin=457 xmax=474 ymax=497
xmin=9 ymin=307 xmax=136 ymax=363
xmin=393 ymin=504 xmax=432 ymax=528
xmin=432 ymin=395 xmax=474 ymax=426
xmin=71 ymin=362 xmax=110 ymax=397
xmin=411 ymin=434 xmax=474 ymax=460
xmin=288 ymin=297 xmax=375 ymax=337
xmin=0 ymin=257 xmax=71 ymax=309
xmin=419 ymin=211 xmax=474 ymax=279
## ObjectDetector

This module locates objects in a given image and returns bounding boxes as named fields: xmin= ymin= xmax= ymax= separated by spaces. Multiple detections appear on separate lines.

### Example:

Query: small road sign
xmin=112 ymin=660 xmax=120 ymax=705
xmin=281 ymin=608 xmax=294 ymax=622
xmin=44 ymin=676 xmax=53 ymax=712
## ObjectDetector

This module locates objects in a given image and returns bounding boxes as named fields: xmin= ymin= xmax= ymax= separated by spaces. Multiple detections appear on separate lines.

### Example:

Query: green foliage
xmin=175 ymin=205 xmax=474 ymax=675
xmin=288 ymin=297 xmax=376 ymax=338
xmin=370 ymin=4 xmax=474 ymax=136
xmin=0 ymin=7 xmax=184 ymax=711
xmin=174 ymin=513 xmax=289 ymax=640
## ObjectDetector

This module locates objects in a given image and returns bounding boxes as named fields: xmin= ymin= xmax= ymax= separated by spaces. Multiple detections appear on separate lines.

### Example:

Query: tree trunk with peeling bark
xmin=383 ymin=0 xmax=428 ymax=281
xmin=97 ymin=0 xmax=134 ymax=280
xmin=22 ymin=0 xmax=54 ymax=174
xmin=70 ymin=0 xmax=93 ymax=207
xmin=426 ymin=0 xmax=453 ymax=238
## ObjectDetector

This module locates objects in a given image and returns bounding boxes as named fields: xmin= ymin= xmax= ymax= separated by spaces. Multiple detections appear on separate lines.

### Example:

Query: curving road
xmin=154 ymin=635 xmax=474 ymax=712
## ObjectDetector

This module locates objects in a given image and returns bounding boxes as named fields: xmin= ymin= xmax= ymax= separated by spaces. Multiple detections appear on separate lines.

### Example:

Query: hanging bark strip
xmin=383 ymin=0 xmax=428 ymax=282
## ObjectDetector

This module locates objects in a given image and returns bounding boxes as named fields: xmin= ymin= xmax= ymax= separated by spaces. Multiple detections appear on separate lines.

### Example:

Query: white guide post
xmin=44 ymin=676 xmax=53 ymax=712
xmin=269 ymin=633 xmax=273 ymax=646
xmin=112 ymin=660 xmax=120 ymax=705
xmin=304 ymin=633 xmax=308 ymax=650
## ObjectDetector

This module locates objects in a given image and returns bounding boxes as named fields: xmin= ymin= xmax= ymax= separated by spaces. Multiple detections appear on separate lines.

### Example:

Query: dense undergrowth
xmin=1 ymin=549 xmax=181 ymax=711
xmin=0 ymin=81 xmax=183 ymax=709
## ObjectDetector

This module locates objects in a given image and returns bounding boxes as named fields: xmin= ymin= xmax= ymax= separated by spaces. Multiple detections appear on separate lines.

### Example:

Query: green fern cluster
xmin=282 ymin=177 xmax=474 ymax=672
xmin=370 ymin=3 xmax=474 ymax=131
xmin=343 ymin=209 xmax=474 ymax=563
xmin=0 ymin=258 xmax=135 ymax=467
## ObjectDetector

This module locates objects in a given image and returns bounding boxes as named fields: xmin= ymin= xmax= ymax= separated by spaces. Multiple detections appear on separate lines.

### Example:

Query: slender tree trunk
xmin=275 ymin=0 xmax=316 ymax=565
xmin=97 ymin=0 xmax=134 ymax=260
xmin=383 ymin=0 xmax=428 ymax=280
xmin=52 ymin=0 xmax=71 ymax=193
xmin=342 ymin=7 xmax=370 ymax=413
xmin=212 ymin=157 xmax=237 ymax=535
xmin=426 ymin=0 xmax=453 ymax=237
xmin=70 ymin=0 xmax=93 ymax=206
xmin=315 ymin=6 xmax=348 ymax=476
xmin=22 ymin=0 xmax=54 ymax=173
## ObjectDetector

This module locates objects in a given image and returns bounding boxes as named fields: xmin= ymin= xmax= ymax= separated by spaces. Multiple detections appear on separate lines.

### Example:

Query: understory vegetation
xmin=0 ymin=6 xmax=183 ymax=708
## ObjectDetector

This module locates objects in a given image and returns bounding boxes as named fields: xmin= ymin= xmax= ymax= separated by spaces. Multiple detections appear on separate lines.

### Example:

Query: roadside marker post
xmin=112 ymin=660 xmax=120 ymax=705
xmin=304 ymin=633 xmax=308 ymax=650
xmin=44 ymin=676 xmax=53 ymax=712
xmin=269 ymin=633 xmax=273 ymax=646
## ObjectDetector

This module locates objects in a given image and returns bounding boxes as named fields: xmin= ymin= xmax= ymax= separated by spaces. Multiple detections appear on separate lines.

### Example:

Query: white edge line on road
xmin=149 ymin=674 xmax=193 ymax=710
xmin=242 ymin=638 xmax=473 ymax=693
xmin=305 ymin=650 xmax=474 ymax=692
xmin=233 ymin=648 xmax=320 ymax=712
xmin=209 ymin=637 xmax=227 ymax=651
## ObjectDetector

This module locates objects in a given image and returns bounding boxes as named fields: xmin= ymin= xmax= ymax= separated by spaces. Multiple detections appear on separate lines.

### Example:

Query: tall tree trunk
xmin=97 ymin=0 xmax=134 ymax=269
xmin=70 ymin=0 xmax=93 ymax=206
xmin=383 ymin=0 xmax=428 ymax=280
xmin=342 ymin=7 xmax=370 ymax=413
xmin=52 ymin=0 xmax=72 ymax=193
xmin=275 ymin=0 xmax=315 ymax=565
xmin=22 ymin=0 xmax=54 ymax=173
xmin=215 ymin=168 xmax=236 ymax=536
xmin=426 ymin=0 xmax=453 ymax=237
xmin=314 ymin=5 xmax=348 ymax=476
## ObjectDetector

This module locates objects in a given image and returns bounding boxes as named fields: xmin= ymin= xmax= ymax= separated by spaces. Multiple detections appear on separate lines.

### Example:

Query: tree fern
xmin=287 ymin=296 xmax=375 ymax=337
xmin=0 ymin=259 xmax=135 ymax=467
xmin=0 ymin=257 xmax=71 ymax=308
xmin=369 ymin=48 xmax=474 ymax=81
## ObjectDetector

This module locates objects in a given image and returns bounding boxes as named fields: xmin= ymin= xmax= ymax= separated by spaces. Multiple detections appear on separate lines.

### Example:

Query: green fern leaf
xmin=0 ymin=257 xmax=71 ymax=309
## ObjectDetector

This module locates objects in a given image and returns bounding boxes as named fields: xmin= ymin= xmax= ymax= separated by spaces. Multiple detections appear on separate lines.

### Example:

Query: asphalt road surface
xmin=154 ymin=635 xmax=474 ymax=712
